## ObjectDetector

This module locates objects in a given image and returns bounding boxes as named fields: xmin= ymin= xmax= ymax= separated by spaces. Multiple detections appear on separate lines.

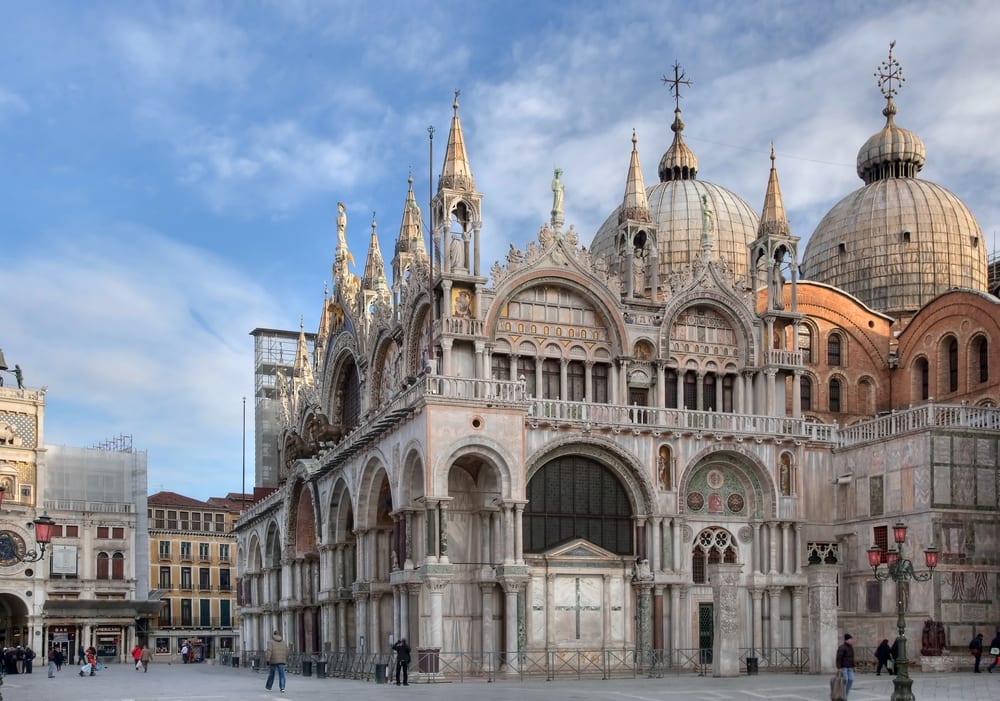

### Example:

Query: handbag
xmin=886 ymin=658 xmax=894 ymax=671
xmin=990 ymin=647 xmax=1000 ymax=655
xmin=830 ymin=671 xmax=847 ymax=701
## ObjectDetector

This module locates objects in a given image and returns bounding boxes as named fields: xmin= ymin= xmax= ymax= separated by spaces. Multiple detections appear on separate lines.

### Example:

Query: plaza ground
xmin=2 ymin=661 xmax=998 ymax=701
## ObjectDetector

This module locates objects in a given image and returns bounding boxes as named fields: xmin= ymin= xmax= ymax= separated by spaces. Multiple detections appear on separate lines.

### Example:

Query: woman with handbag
xmin=988 ymin=630 xmax=1000 ymax=673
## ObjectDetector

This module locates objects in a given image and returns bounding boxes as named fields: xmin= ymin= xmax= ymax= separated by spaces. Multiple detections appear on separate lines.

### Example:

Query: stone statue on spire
xmin=551 ymin=168 xmax=565 ymax=234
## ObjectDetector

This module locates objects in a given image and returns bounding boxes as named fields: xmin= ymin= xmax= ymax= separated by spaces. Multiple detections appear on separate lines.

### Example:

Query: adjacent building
xmin=233 ymin=47 xmax=1000 ymax=676
xmin=147 ymin=491 xmax=243 ymax=660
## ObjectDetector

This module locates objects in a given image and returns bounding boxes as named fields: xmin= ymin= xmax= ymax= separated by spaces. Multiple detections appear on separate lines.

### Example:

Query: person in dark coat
xmin=24 ymin=646 xmax=35 ymax=673
xmin=836 ymin=634 xmax=856 ymax=698
xmin=874 ymin=639 xmax=892 ymax=675
xmin=988 ymin=630 xmax=1000 ymax=673
xmin=970 ymin=633 xmax=984 ymax=672
xmin=889 ymin=638 xmax=900 ymax=675
xmin=392 ymin=637 xmax=411 ymax=686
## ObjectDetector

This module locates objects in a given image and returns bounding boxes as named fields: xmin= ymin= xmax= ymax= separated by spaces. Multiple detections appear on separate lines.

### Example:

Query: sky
xmin=2 ymin=1 xmax=999 ymax=501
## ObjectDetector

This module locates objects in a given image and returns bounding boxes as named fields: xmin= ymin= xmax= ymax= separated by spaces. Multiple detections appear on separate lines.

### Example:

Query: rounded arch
xmin=857 ymin=375 xmax=878 ymax=416
xmin=826 ymin=328 xmax=846 ymax=366
xmin=678 ymin=446 xmax=778 ymax=519
xmin=264 ymin=519 xmax=283 ymax=569
xmin=431 ymin=436 xmax=516 ymax=499
xmin=660 ymin=297 xmax=757 ymax=371
xmin=968 ymin=333 xmax=990 ymax=386
xmin=398 ymin=442 xmax=429 ymax=507
xmin=356 ymin=453 xmax=392 ymax=530
xmin=328 ymin=477 xmax=355 ymax=545
xmin=690 ymin=526 xmax=739 ymax=583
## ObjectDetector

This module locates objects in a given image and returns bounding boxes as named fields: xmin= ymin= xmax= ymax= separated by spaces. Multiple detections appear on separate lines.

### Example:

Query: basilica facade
xmin=234 ymin=49 xmax=1000 ymax=677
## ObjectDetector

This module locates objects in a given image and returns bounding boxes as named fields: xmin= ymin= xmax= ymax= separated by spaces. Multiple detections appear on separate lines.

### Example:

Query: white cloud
xmin=0 ymin=87 xmax=29 ymax=121
xmin=0 ymin=225 xmax=282 ymax=493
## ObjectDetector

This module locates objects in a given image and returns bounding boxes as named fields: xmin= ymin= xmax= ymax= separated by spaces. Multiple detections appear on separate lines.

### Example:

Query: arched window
xmin=829 ymin=378 xmax=842 ymax=413
xmin=704 ymin=374 xmax=717 ymax=411
xmin=975 ymin=336 xmax=989 ymax=383
xmin=112 ymin=552 xmax=125 ymax=580
xmin=683 ymin=371 xmax=697 ymax=410
xmin=664 ymin=369 xmax=678 ymax=408
xmin=592 ymin=363 xmax=609 ymax=403
xmin=798 ymin=326 xmax=813 ymax=364
xmin=828 ymin=333 xmax=842 ymax=366
xmin=691 ymin=528 xmax=737 ymax=584
xmin=524 ymin=456 xmax=634 ymax=555
xmin=915 ymin=358 xmax=929 ymax=400
xmin=800 ymin=377 xmax=812 ymax=412
xmin=97 ymin=551 xmax=109 ymax=579
xmin=948 ymin=338 xmax=959 ymax=392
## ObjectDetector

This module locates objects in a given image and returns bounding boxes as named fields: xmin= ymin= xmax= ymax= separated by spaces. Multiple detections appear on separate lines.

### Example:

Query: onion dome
xmin=801 ymin=43 xmax=986 ymax=317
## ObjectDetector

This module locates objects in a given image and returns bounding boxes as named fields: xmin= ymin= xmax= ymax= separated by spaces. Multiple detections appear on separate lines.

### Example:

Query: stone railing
xmin=764 ymin=349 xmax=803 ymax=367
xmin=838 ymin=403 xmax=1000 ymax=447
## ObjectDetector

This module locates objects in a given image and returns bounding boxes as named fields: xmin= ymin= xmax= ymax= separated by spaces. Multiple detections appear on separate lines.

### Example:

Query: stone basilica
xmin=234 ymin=48 xmax=1000 ymax=677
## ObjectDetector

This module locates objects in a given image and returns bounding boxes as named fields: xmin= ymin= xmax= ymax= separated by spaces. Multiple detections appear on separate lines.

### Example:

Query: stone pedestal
xmin=708 ymin=563 xmax=743 ymax=677
xmin=807 ymin=564 xmax=839 ymax=673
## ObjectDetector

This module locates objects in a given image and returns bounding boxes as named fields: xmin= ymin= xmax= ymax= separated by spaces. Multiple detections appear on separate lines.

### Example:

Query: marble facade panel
xmin=978 ymin=468 xmax=997 ymax=507
xmin=932 ymin=436 xmax=951 ymax=463
xmin=530 ymin=575 xmax=545 ymax=642
xmin=933 ymin=466 xmax=951 ymax=506
xmin=954 ymin=436 xmax=975 ymax=465
xmin=610 ymin=577 xmax=624 ymax=641
xmin=953 ymin=466 xmax=975 ymax=506
xmin=976 ymin=438 xmax=996 ymax=466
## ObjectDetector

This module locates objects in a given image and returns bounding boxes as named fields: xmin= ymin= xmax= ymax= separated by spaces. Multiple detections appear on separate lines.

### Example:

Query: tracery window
xmin=691 ymin=527 xmax=737 ymax=584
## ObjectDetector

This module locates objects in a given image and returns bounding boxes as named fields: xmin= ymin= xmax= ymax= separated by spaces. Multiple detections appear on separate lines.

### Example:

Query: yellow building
xmin=147 ymin=491 xmax=243 ymax=661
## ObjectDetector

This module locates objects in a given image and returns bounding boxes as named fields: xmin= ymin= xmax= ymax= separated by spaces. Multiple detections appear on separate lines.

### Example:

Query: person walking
xmin=54 ymin=646 xmax=65 ymax=672
xmin=836 ymin=633 xmax=856 ymax=698
xmin=24 ymin=645 xmax=35 ymax=673
xmin=47 ymin=646 xmax=57 ymax=678
xmin=874 ymin=638 xmax=892 ymax=676
xmin=77 ymin=644 xmax=85 ymax=666
xmin=392 ymin=637 xmax=411 ymax=686
xmin=988 ymin=630 xmax=1000 ymax=673
xmin=889 ymin=637 xmax=900 ymax=675
xmin=132 ymin=643 xmax=143 ymax=670
xmin=140 ymin=643 xmax=152 ymax=672
xmin=970 ymin=632 xmax=984 ymax=672
xmin=264 ymin=630 xmax=288 ymax=693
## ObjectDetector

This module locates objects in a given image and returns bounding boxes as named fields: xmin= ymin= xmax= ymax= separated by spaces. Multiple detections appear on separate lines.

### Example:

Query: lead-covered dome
xmin=591 ymin=107 xmax=758 ymax=283
xmin=802 ymin=81 xmax=986 ymax=317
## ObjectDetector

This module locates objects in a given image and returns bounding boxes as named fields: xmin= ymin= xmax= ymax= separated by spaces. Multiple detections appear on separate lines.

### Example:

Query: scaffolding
xmin=249 ymin=328 xmax=315 ymax=489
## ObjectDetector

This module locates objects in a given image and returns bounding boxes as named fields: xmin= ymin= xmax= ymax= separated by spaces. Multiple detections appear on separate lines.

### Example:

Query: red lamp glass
xmin=924 ymin=546 xmax=939 ymax=570
xmin=867 ymin=545 xmax=883 ymax=569
xmin=886 ymin=547 xmax=899 ymax=566
xmin=892 ymin=521 xmax=908 ymax=544
xmin=33 ymin=512 xmax=56 ymax=545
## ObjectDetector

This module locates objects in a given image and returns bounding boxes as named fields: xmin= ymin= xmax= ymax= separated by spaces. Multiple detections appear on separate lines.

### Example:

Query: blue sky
xmin=2 ymin=1 xmax=999 ymax=501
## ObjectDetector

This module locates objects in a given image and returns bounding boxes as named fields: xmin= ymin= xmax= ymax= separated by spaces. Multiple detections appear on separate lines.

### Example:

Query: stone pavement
xmin=2 ymin=662 xmax=998 ymax=701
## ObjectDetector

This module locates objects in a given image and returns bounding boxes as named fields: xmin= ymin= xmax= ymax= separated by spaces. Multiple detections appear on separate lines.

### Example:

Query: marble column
xmin=500 ymin=580 xmax=524 ymax=673
xmin=635 ymin=581 xmax=654 ymax=663
xmin=709 ymin=563 xmax=743 ymax=677
xmin=427 ymin=578 xmax=448 ymax=650
xmin=651 ymin=517 xmax=662 ymax=572
xmin=669 ymin=585 xmax=681 ymax=662
xmin=480 ymin=583 xmax=495 ymax=670
xmin=791 ymin=587 xmax=803 ymax=651
xmin=782 ymin=522 xmax=792 ymax=574
xmin=514 ymin=503 xmax=525 ymax=564
xmin=807 ymin=565 xmax=839 ymax=674
xmin=545 ymin=573 xmax=556 ymax=647
xmin=750 ymin=588 xmax=764 ymax=658
xmin=767 ymin=586 xmax=783 ymax=656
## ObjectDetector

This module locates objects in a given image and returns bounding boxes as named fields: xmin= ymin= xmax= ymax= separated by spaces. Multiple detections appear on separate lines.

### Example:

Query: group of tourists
xmin=2 ymin=645 xmax=35 ymax=674
xmin=969 ymin=630 xmax=1000 ymax=674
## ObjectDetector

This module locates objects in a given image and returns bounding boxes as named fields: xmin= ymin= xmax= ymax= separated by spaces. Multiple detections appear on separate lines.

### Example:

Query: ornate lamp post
xmin=0 ymin=487 xmax=58 ymax=564
xmin=867 ymin=521 xmax=939 ymax=701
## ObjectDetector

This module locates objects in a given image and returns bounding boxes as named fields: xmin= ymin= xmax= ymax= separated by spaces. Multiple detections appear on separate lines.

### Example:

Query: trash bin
xmin=746 ymin=657 xmax=758 ymax=675
xmin=302 ymin=660 xmax=313 ymax=677
xmin=375 ymin=663 xmax=388 ymax=684
xmin=315 ymin=660 xmax=327 ymax=678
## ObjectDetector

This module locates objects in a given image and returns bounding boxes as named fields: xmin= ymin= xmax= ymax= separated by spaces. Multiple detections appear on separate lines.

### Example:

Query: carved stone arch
xmin=661 ymin=297 xmax=757 ymax=369
xmin=400 ymin=294 xmax=433 ymax=378
xmin=264 ymin=519 xmax=283 ymax=569
xmin=398 ymin=441 xmax=428 ymax=508
xmin=678 ymin=446 xmax=778 ymax=519
xmin=283 ymin=473 xmax=321 ymax=558
xmin=328 ymin=477 xmax=355 ymax=544
xmin=370 ymin=332 xmax=403 ymax=409
xmin=323 ymin=340 xmax=365 ymax=439
xmin=484 ymin=271 xmax=630 ymax=355
xmin=525 ymin=435 xmax=655 ymax=517
xmin=357 ymin=453 xmax=393 ymax=531
xmin=430 ymin=436 xmax=515 ymax=500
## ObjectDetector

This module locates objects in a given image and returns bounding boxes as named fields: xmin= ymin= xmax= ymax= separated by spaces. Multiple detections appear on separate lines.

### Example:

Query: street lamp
xmin=866 ymin=521 xmax=939 ymax=701
xmin=0 ymin=486 xmax=58 ymax=565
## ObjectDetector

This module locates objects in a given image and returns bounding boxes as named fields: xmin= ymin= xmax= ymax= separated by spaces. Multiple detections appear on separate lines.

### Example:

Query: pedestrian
xmin=140 ymin=643 xmax=152 ymax=672
xmin=889 ymin=637 xmax=900 ymax=675
xmin=970 ymin=632 xmax=984 ymax=672
xmin=181 ymin=640 xmax=190 ymax=663
xmin=15 ymin=645 xmax=24 ymax=674
xmin=988 ymin=629 xmax=1000 ymax=673
xmin=78 ymin=644 xmax=86 ymax=666
xmin=86 ymin=645 xmax=98 ymax=676
xmin=836 ymin=633 xmax=856 ymax=698
xmin=47 ymin=646 xmax=57 ymax=678
xmin=392 ymin=637 xmax=411 ymax=686
xmin=24 ymin=645 xmax=35 ymax=673
xmin=264 ymin=630 xmax=288 ymax=693
xmin=132 ymin=643 xmax=143 ymax=670
xmin=54 ymin=646 xmax=65 ymax=671
xmin=874 ymin=638 xmax=892 ymax=676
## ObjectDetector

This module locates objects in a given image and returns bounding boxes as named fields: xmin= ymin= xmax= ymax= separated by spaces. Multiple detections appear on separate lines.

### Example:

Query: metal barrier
xmin=220 ymin=647 xmax=810 ymax=682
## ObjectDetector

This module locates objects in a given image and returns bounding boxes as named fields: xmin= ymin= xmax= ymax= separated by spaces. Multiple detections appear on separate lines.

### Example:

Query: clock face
xmin=0 ymin=531 xmax=27 ymax=566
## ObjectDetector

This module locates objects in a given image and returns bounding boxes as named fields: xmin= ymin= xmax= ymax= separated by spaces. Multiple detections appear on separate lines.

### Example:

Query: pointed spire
xmin=439 ymin=90 xmax=474 ymax=191
xmin=758 ymin=144 xmax=790 ymax=239
xmin=361 ymin=212 xmax=389 ymax=293
xmin=294 ymin=316 xmax=314 ymax=386
xmin=619 ymin=130 xmax=651 ymax=224
xmin=316 ymin=283 xmax=331 ymax=344
xmin=396 ymin=172 xmax=426 ymax=256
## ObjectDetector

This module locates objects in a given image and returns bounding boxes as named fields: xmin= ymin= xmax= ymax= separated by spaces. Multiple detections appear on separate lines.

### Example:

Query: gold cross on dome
xmin=875 ymin=40 xmax=905 ymax=101
xmin=662 ymin=62 xmax=692 ymax=112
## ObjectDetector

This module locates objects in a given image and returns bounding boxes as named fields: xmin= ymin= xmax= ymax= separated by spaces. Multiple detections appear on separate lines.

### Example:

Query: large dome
xmin=802 ymin=94 xmax=986 ymax=317
xmin=591 ymin=107 xmax=759 ymax=284
xmin=591 ymin=180 xmax=759 ymax=283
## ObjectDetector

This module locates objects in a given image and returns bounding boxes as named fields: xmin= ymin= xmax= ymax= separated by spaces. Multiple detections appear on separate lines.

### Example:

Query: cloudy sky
xmin=2 ymin=1 xmax=998 ymax=501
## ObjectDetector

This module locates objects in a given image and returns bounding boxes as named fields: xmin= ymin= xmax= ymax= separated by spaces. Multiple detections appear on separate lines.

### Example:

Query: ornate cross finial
xmin=453 ymin=89 xmax=461 ymax=111
xmin=662 ymin=62 xmax=692 ymax=112
xmin=875 ymin=40 xmax=905 ymax=103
